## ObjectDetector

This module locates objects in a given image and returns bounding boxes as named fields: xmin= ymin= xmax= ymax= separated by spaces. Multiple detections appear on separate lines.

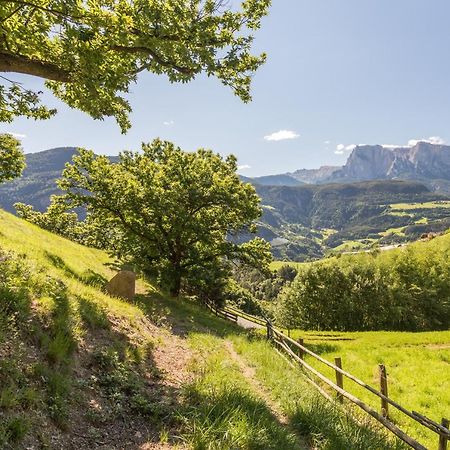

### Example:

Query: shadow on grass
xmin=0 ymin=256 xmax=183 ymax=448
xmin=132 ymin=291 xmax=243 ymax=340
xmin=44 ymin=251 xmax=108 ymax=287
xmin=178 ymin=382 xmax=299 ymax=449
xmin=304 ymin=342 xmax=339 ymax=355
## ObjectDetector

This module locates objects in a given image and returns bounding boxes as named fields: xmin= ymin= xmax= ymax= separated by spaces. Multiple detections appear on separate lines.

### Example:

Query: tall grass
xmin=230 ymin=334 xmax=407 ymax=450
xmin=177 ymin=333 xmax=300 ymax=449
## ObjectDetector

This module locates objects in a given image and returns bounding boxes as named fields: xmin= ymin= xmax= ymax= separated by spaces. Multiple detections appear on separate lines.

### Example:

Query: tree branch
xmin=0 ymin=51 xmax=71 ymax=82
xmin=111 ymin=45 xmax=196 ymax=75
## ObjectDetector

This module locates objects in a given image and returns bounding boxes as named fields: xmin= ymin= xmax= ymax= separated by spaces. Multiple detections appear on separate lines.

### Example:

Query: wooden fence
xmin=209 ymin=304 xmax=450 ymax=450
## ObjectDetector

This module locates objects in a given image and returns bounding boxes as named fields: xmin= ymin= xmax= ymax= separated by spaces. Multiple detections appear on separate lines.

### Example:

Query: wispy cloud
xmin=237 ymin=164 xmax=251 ymax=171
xmin=163 ymin=120 xmax=175 ymax=126
xmin=324 ymin=140 xmax=331 ymax=145
xmin=264 ymin=130 xmax=300 ymax=142
xmin=334 ymin=144 xmax=345 ymax=155
xmin=334 ymin=136 xmax=447 ymax=154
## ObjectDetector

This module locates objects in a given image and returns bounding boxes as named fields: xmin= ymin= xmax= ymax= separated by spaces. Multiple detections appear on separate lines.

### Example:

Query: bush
xmin=277 ymin=236 xmax=450 ymax=331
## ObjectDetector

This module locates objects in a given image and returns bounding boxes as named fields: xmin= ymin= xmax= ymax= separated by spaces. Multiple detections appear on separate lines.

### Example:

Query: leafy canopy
xmin=0 ymin=133 xmax=25 ymax=183
xmin=58 ymin=139 xmax=271 ymax=296
xmin=0 ymin=0 xmax=270 ymax=131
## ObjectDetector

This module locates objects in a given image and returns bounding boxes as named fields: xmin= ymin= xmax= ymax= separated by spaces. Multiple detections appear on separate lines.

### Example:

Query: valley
xmin=2 ymin=147 xmax=450 ymax=262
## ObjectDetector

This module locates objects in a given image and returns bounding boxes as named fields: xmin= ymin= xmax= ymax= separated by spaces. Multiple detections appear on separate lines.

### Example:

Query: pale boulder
xmin=105 ymin=270 xmax=136 ymax=300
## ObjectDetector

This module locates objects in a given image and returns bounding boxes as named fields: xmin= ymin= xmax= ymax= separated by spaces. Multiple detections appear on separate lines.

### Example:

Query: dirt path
xmin=236 ymin=315 xmax=264 ymax=330
xmin=224 ymin=341 xmax=308 ymax=449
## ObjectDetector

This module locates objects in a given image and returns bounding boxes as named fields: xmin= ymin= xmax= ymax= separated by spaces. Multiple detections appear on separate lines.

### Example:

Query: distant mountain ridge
xmin=0 ymin=147 xmax=78 ymax=212
xmin=279 ymin=142 xmax=450 ymax=192
xmin=1 ymin=146 xmax=450 ymax=262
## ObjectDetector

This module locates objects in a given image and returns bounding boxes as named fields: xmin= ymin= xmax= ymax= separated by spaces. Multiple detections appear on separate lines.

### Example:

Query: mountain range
xmin=1 ymin=144 xmax=449 ymax=261
xmin=249 ymin=141 xmax=450 ymax=193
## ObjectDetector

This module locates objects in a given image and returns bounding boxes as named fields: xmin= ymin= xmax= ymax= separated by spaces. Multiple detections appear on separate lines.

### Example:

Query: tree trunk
xmin=170 ymin=264 xmax=182 ymax=298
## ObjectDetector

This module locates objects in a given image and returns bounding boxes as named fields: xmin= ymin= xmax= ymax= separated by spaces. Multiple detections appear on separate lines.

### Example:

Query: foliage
xmin=58 ymin=139 xmax=272 ymax=296
xmin=0 ymin=0 xmax=270 ymax=131
xmin=232 ymin=264 xmax=297 ymax=311
xmin=277 ymin=235 xmax=450 ymax=331
xmin=14 ymin=198 xmax=111 ymax=249
xmin=0 ymin=133 xmax=25 ymax=183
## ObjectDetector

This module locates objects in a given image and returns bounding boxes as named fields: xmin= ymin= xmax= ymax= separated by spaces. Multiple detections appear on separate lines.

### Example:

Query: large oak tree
xmin=0 ymin=0 xmax=270 ymax=131
xmin=58 ymin=139 xmax=271 ymax=296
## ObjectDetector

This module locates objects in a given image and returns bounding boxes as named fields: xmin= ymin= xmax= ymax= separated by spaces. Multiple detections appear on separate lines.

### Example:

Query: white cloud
xmin=237 ymin=164 xmax=251 ymax=171
xmin=264 ymin=130 xmax=300 ymax=142
xmin=428 ymin=136 xmax=445 ymax=145
xmin=163 ymin=120 xmax=175 ymax=126
xmin=335 ymin=143 xmax=356 ymax=155
xmin=334 ymin=144 xmax=345 ymax=154
xmin=324 ymin=140 xmax=331 ymax=145
xmin=7 ymin=132 xmax=26 ymax=139
xmin=408 ymin=136 xmax=445 ymax=146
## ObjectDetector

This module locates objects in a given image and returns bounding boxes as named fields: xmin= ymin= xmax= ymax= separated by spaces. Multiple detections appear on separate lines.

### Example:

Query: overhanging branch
xmin=0 ymin=52 xmax=71 ymax=82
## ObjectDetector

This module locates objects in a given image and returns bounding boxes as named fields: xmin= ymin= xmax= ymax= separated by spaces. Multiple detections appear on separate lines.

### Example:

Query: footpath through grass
xmin=147 ymin=295 xmax=407 ymax=449
xmin=0 ymin=210 xmax=419 ymax=449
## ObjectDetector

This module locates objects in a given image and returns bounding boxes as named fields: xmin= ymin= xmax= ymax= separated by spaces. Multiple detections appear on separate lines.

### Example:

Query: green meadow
xmin=282 ymin=329 xmax=450 ymax=448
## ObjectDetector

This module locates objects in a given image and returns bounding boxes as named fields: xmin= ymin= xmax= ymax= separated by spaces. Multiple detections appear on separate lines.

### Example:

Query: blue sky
xmin=2 ymin=0 xmax=450 ymax=176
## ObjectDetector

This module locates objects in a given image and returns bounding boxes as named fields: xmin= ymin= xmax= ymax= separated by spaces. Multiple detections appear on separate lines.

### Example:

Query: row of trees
xmin=276 ymin=241 xmax=450 ymax=331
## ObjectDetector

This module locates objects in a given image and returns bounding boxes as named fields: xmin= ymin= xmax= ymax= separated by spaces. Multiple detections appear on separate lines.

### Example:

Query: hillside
xmin=256 ymin=180 xmax=450 ymax=260
xmin=0 ymin=210 xmax=408 ymax=449
xmin=0 ymin=148 xmax=119 ymax=213
xmin=2 ymin=148 xmax=450 ymax=262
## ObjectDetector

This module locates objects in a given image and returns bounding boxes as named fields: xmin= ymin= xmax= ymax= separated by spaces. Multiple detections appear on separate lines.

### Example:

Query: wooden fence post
xmin=439 ymin=418 xmax=449 ymax=450
xmin=334 ymin=357 xmax=344 ymax=403
xmin=266 ymin=322 xmax=272 ymax=341
xmin=298 ymin=338 xmax=304 ymax=360
xmin=379 ymin=364 xmax=389 ymax=418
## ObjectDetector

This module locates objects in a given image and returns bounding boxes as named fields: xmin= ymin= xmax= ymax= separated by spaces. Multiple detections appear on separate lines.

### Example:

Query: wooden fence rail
xmin=211 ymin=303 xmax=449 ymax=450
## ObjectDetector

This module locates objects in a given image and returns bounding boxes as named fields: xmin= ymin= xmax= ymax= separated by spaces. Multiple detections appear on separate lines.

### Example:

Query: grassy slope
xmin=0 ymin=210 xmax=411 ymax=449
xmin=285 ymin=329 xmax=450 ymax=448
xmin=0 ymin=210 xmax=183 ymax=448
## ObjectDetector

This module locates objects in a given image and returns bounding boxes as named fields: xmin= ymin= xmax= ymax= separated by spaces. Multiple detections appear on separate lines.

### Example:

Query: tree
xmin=0 ymin=0 xmax=270 ymax=131
xmin=58 ymin=139 xmax=272 ymax=296
xmin=15 ymin=196 xmax=119 ymax=249
xmin=0 ymin=133 xmax=25 ymax=183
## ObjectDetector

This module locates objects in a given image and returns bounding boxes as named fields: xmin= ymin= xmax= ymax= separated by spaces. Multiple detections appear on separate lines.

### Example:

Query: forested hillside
xmin=2 ymin=149 xmax=450 ymax=262
xmin=256 ymin=180 xmax=450 ymax=260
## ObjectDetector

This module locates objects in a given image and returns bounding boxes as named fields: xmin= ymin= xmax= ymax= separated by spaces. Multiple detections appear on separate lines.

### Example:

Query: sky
xmin=2 ymin=0 xmax=450 ymax=176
